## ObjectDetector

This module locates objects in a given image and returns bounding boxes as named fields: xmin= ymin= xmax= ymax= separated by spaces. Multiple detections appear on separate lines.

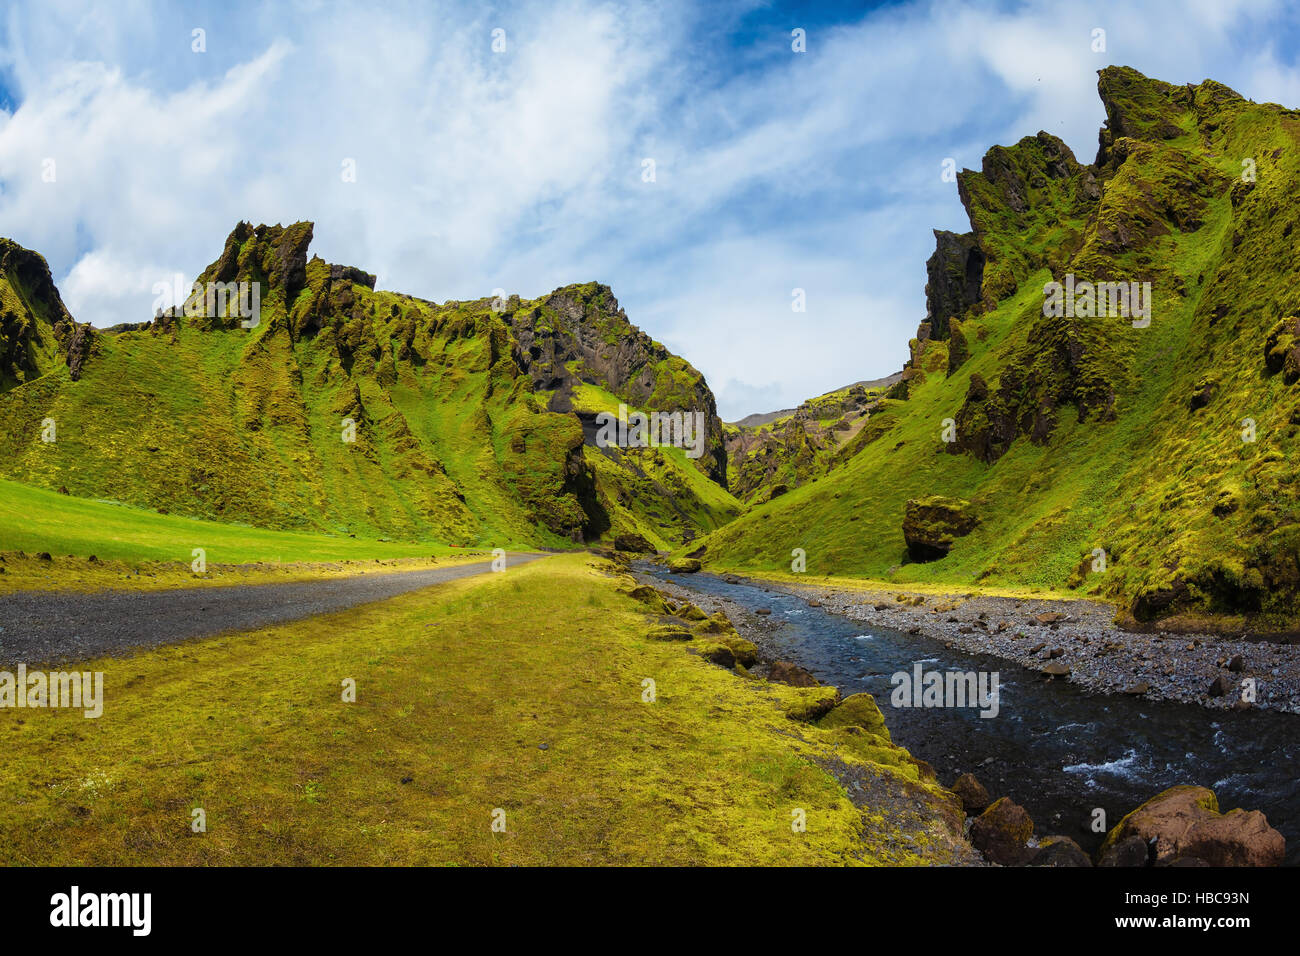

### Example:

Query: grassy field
xmin=0 ymin=553 xmax=962 ymax=865
xmin=0 ymin=478 xmax=472 ymax=564
xmin=0 ymin=478 xmax=502 ymax=592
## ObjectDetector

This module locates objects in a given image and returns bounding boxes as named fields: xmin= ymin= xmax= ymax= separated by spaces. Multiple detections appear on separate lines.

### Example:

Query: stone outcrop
xmin=903 ymin=496 xmax=977 ymax=561
xmin=923 ymin=230 xmax=984 ymax=341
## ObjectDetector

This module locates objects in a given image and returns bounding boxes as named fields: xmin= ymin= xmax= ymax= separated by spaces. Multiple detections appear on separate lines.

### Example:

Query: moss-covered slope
xmin=699 ymin=66 xmax=1300 ymax=632
xmin=0 ymin=224 xmax=737 ymax=549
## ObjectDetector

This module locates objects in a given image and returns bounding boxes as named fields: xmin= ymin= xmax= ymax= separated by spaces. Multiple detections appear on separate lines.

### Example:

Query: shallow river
xmin=647 ymin=567 xmax=1300 ymax=864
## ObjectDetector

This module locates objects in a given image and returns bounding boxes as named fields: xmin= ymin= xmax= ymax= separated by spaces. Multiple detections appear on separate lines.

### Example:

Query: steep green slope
xmin=0 ymin=238 xmax=90 ymax=391
xmin=699 ymin=66 xmax=1300 ymax=632
xmin=0 ymin=223 xmax=736 ymax=549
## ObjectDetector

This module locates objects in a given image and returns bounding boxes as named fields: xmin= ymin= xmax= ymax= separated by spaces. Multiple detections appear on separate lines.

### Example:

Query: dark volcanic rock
xmin=924 ymin=230 xmax=984 ymax=341
xmin=613 ymin=532 xmax=655 ymax=554
xmin=767 ymin=660 xmax=820 ymax=688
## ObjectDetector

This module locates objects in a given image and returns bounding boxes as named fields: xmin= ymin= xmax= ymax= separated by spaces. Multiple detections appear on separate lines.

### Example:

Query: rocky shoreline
xmin=638 ymin=565 xmax=1290 ymax=866
xmin=668 ymin=571 xmax=1300 ymax=714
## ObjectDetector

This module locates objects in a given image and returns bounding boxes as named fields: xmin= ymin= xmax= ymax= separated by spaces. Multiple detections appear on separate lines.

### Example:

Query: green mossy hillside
xmin=0 ymin=225 xmax=734 ymax=550
xmin=697 ymin=66 xmax=1300 ymax=631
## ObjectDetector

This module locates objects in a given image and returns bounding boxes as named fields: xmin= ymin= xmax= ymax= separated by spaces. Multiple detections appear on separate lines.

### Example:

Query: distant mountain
xmin=0 ymin=222 xmax=738 ymax=549
xmin=699 ymin=66 xmax=1300 ymax=631
xmin=723 ymin=374 xmax=904 ymax=502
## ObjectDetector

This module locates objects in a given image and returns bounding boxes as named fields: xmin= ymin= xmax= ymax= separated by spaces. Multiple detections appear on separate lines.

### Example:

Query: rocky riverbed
xmin=651 ymin=572 xmax=1300 ymax=714
xmin=638 ymin=563 xmax=1294 ymax=865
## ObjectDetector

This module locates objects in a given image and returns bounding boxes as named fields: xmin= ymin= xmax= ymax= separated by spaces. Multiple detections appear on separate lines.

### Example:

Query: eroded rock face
xmin=903 ymin=496 xmax=977 ymax=561
xmin=1099 ymin=785 xmax=1285 ymax=867
xmin=507 ymin=283 xmax=729 ymax=488
xmin=924 ymin=230 xmax=984 ymax=341
xmin=0 ymin=238 xmax=78 ymax=388
xmin=1264 ymin=317 xmax=1300 ymax=384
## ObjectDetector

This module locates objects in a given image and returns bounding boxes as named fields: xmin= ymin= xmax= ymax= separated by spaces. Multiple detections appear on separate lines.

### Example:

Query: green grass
xmin=0 ymin=554 xmax=963 ymax=865
xmin=0 ymin=477 xmax=457 ymax=564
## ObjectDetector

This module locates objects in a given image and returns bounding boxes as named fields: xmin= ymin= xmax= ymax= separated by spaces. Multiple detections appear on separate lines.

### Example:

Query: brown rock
xmin=1034 ymin=612 xmax=1067 ymax=624
xmin=1100 ymin=785 xmax=1285 ymax=867
xmin=970 ymin=797 xmax=1035 ymax=866
xmin=1043 ymin=661 xmax=1070 ymax=676
xmin=1030 ymin=836 xmax=1093 ymax=867
xmin=1096 ymin=834 xmax=1150 ymax=867
xmin=767 ymin=661 xmax=819 ymax=688
xmin=951 ymin=773 xmax=991 ymax=814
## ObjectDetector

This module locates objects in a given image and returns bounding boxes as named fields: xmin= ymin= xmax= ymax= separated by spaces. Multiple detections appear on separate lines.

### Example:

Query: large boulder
xmin=970 ymin=797 xmax=1035 ymax=866
xmin=668 ymin=557 xmax=702 ymax=573
xmin=951 ymin=773 xmax=992 ymax=814
xmin=1097 ymin=834 xmax=1150 ymax=867
xmin=1029 ymin=836 xmax=1093 ymax=867
xmin=903 ymin=496 xmax=978 ymax=561
xmin=1099 ymin=785 xmax=1285 ymax=867
xmin=817 ymin=693 xmax=891 ymax=740
xmin=768 ymin=661 xmax=820 ymax=688
xmin=613 ymin=532 xmax=655 ymax=554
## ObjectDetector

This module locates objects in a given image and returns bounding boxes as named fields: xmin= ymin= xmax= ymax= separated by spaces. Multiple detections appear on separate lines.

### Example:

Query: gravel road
xmin=0 ymin=553 xmax=544 ymax=667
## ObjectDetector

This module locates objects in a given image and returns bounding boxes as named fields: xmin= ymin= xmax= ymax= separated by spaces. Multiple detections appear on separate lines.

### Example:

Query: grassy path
xmin=0 ymin=553 xmax=966 ymax=865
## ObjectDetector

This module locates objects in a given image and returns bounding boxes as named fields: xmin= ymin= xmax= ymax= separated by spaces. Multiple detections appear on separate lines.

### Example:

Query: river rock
xmin=1208 ymin=675 xmax=1233 ymax=697
xmin=1097 ymin=834 xmax=1150 ymax=867
xmin=817 ymin=693 xmax=891 ymax=740
xmin=1029 ymin=836 xmax=1092 ymax=867
xmin=613 ymin=532 xmax=655 ymax=554
xmin=696 ymin=643 xmax=735 ymax=668
xmin=970 ymin=797 xmax=1035 ymax=866
xmin=768 ymin=661 xmax=820 ymax=688
xmin=668 ymin=558 xmax=702 ymax=573
xmin=1099 ymin=785 xmax=1285 ymax=867
xmin=951 ymin=773 xmax=991 ymax=814
xmin=1043 ymin=661 xmax=1070 ymax=676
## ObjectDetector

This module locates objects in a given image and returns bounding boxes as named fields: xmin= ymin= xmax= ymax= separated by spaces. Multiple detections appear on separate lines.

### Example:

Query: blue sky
xmin=2 ymin=0 xmax=1300 ymax=419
